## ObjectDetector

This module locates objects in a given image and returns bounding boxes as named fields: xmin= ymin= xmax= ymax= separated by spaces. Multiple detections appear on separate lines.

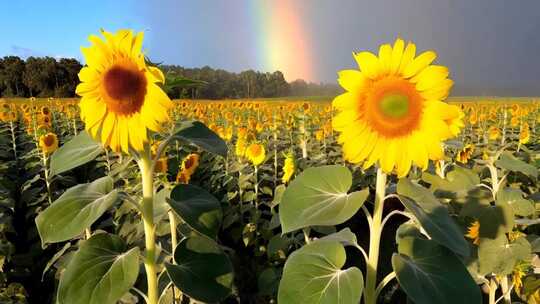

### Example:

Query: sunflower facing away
xmin=332 ymin=38 xmax=462 ymax=177
xmin=39 ymin=133 xmax=59 ymax=155
xmin=76 ymin=29 xmax=173 ymax=153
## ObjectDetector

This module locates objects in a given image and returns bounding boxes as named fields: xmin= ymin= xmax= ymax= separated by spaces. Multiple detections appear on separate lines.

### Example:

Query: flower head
xmin=39 ymin=132 xmax=59 ymax=155
xmin=76 ymin=29 xmax=173 ymax=154
xmin=332 ymin=38 xmax=461 ymax=177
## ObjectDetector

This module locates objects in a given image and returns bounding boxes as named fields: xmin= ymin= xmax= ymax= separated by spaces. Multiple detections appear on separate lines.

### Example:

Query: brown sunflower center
xmin=103 ymin=65 xmax=147 ymax=115
xmin=43 ymin=134 xmax=55 ymax=147
xmin=363 ymin=76 xmax=423 ymax=138
xmin=249 ymin=144 xmax=262 ymax=156
xmin=184 ymin=157 xmax=195 ymax=169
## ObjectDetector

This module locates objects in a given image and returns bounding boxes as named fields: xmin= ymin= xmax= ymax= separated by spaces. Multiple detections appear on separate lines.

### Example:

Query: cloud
xmin=10 ymin=45 xmax=44 ymax=58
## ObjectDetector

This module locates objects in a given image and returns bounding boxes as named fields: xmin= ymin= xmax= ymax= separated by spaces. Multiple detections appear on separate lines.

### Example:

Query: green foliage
xmin=393 ymin=235 xmax=482 ymax=304
xmin=167 ymin=183 xmax=222 ymax=239
xmin=172 ymin=120 xmax=228 ymax=157
xmin=279 ymin=165 xmax=369 ymax=233
xmin=397 ymin=178 xmax=470 ymax=256
xmin=57 ymin=234 xmax=139 ymax=304
xmin=35 ymin=176 xmax=118 ymax=245
xmin=165 ymin=235 xmax=233 ymax=303
xmin=278 ymin=240 xmax=363 ymax=304
xmin=49 ymin=131 xmax=103 ymax=176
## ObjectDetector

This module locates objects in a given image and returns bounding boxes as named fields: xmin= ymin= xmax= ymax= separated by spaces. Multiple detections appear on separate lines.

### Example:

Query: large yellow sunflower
xmin=76 ymin=29 xmax=173 ymax=153
xmin=333 ymin=38 xmax=462 ymax=177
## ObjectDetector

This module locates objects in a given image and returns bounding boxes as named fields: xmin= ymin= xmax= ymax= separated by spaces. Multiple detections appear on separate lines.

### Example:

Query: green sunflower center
xmin=379 ymin=94 xmax=409 ymax=118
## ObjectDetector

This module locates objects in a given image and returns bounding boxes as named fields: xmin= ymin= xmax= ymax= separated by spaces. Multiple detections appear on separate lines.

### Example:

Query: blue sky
xmin=2 ymin=0 xmax=540 ymax=95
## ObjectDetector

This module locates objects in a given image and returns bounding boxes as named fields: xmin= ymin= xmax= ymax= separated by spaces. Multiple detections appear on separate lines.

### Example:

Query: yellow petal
xmin=337 ymin=70 xmax=367 ymax=93
xmin=390 ymin=38 xmax=405 ymax=74
xmin=353 ymin=51 xmax=380 ymax=79
xmin=398 ymin=42 xmax=416 ymax=74
xmin=402 ymin=50 xmax=436 ymax=79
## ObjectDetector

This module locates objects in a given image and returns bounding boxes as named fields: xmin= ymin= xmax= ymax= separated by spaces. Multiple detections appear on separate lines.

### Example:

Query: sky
xmin=1 ymin=0 xmax=540 ymax=95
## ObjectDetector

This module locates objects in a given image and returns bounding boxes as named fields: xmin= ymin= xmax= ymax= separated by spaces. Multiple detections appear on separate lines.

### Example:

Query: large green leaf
xmin=167 ymin=183 xmax=222 ymax=239
xmin=478 ymin=235 xmax=531 ymax=275
xmin=280 ymin=165 xmax=369 ymax=234
xmin=165 ymin=76 xmax=207 ymax=90
xmin=36 ymin=176 xmax=118 ymax=245
xmin=422 ymin=166 xmax=480 ymax=194
xmin=57 ymin=234 xmax=139 ymax=304
xmin=496 ymin=188 xmax=535 ymax=217
xmin=278 ymin=240 xmax=363 ymax=304
xmin=50 ymin=131 xmax=104 ymax=176
xmin=397 ymin=178 xmax=470 ymax=257
xmin=460 ymin=193 xmax=514 ymax=239
xmin=173 ymin=120 xmax=227 ymax=157
xmin=165 ymin=235 xmax=233 ymax=303
xmin=393 ymin=236 xmax=481 ymax=304
xmin=495 ymin=152 xmax=538 ymax=178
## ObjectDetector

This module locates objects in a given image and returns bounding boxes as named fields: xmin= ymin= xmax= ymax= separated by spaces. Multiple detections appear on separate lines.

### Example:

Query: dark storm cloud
xmin=140 ymin=0 xmax=540 ymax=96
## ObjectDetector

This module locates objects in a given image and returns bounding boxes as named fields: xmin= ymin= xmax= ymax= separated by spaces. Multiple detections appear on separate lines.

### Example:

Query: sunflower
xmin=488 ymin=125 xmax=500 ymax=140
xmin=332 ymin=38 xmax=461 ymax=177
xmin=456 ymin=144 xmax=474 ymax=163
xmin=39 ymin=133 xmax=59 ymax=155
xmin=519 ymin=123 xmax=530 ymax=144
xmin=465 ymin=220 xmax=480 ymax=245
xmin=282 ymin=152 xmax=295 ymax=184
xmin=246 ymin=143 xmax=266 ymax=166
xmin=181 ymin=153 xmax=200 ymax=176
xmin=76 ymin=29 xmax=173 ymax=154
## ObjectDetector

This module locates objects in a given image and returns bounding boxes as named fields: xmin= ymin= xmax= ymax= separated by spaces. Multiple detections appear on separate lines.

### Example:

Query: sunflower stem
xmin=138 ymin=150 xmax=159 ymax=304
xmin=499 ymin=276 xmax=511 ymax=304
xmin=364 ymin=167 xmax=386 ymax=304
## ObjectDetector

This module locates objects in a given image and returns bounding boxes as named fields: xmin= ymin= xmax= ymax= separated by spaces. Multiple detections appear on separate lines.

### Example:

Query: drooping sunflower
xmin=281 ymin=152 xmax=296 ymax=184
xmin=333 ymin=38 xmax=461 ymax=177
xmin=76 ymin=29 xmax=173 ymax=153
xmin=39 ymin=133 xmax=59 ymax=155
xmin=181 ymin=153 xmax=200 ymax=176
xmin=456 ymin=144 xmax=474 ymax=163
xmin=465 ymin=220 xmax=480 ymax=245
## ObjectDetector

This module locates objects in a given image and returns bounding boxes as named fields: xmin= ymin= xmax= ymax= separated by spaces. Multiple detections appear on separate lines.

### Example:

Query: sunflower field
xmin=0 ymin=30 xmax=539 ymax=304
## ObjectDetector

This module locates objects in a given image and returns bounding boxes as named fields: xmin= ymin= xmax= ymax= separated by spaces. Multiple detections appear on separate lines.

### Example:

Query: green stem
xmin=500 ymin=276 xmax=511 ymax=304
xmin=488 ymin=279 xmax=497 ymax=304
xmin=42 ymin=151 xmax=53 ymax=205
xmin=9 ymin=121 xmax=17 ymax=160
xmin=364 ymin=167 xmax=387 ymax=304
xmin=138 ymin=152 xmax=158 ymax=304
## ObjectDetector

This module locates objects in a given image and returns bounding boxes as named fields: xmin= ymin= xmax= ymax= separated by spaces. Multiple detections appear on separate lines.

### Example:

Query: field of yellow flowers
xmin=0 ymin=30 xmax=539 ymax=304
xmin=0 ymin=96 xmax=539 ymax=304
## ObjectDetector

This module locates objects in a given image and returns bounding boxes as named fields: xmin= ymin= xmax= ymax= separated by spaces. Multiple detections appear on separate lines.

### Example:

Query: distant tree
xmin=0 ymin=55 xmax=339 ymax=99
xmin=0 ymin=56 xmax=26 ymax=97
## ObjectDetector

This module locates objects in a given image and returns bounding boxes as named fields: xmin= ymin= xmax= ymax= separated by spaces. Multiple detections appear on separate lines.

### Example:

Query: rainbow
xmin=249 ymin=1 xmax=315 ymax=82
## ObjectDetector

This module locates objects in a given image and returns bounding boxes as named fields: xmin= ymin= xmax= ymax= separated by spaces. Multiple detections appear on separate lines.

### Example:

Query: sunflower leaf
xmin=50 ymin=131 xmax=104 ymax=176
xmin=172 ymin=120 xmax=227 ymax=157
xmin=279 ymin=165 xmax=369 ymax=234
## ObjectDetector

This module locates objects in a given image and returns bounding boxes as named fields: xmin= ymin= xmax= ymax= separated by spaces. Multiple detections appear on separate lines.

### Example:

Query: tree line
xmin=0 ymin=56 xmax=341 ymax=99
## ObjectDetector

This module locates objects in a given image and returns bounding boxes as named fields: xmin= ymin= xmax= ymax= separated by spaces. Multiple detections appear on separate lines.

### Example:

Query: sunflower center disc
xmin=379 ymin=94 xmax=409 ymax=118
xmin=103 ymin=65 xmax=147 ymax=115
xmin=43 ymin=135 xmax=55 ymax=146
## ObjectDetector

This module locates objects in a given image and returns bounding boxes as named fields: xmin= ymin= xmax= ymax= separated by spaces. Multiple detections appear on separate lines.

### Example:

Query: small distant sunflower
xmin=246 ymin=143 xmax=266 ymax=166
xmin=76 ymin=29 xmax=173 ymax=154
xmin=333 ymin=38 xmax=461 ymax=177
xmin=465 ymin=220 xmax=480 ymax=245
xmin=282 ymin=152 xmax=296 ymax=184
xmin=519 ymin=123 xmax=530 ymax=144
xmin=488 ymin=125 xmax=500 ymax=140
xmin=181 ymin=153 xmax=200 ymax=176
xmin=39 ymin=133 xmax=59 ymax=155
xmin=456 ymin=144 xmax=474 ymax=163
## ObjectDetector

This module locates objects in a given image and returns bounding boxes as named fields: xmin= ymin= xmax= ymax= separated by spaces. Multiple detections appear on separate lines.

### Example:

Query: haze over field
xmin=1 ymin=0 xmax=540 ymax=95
